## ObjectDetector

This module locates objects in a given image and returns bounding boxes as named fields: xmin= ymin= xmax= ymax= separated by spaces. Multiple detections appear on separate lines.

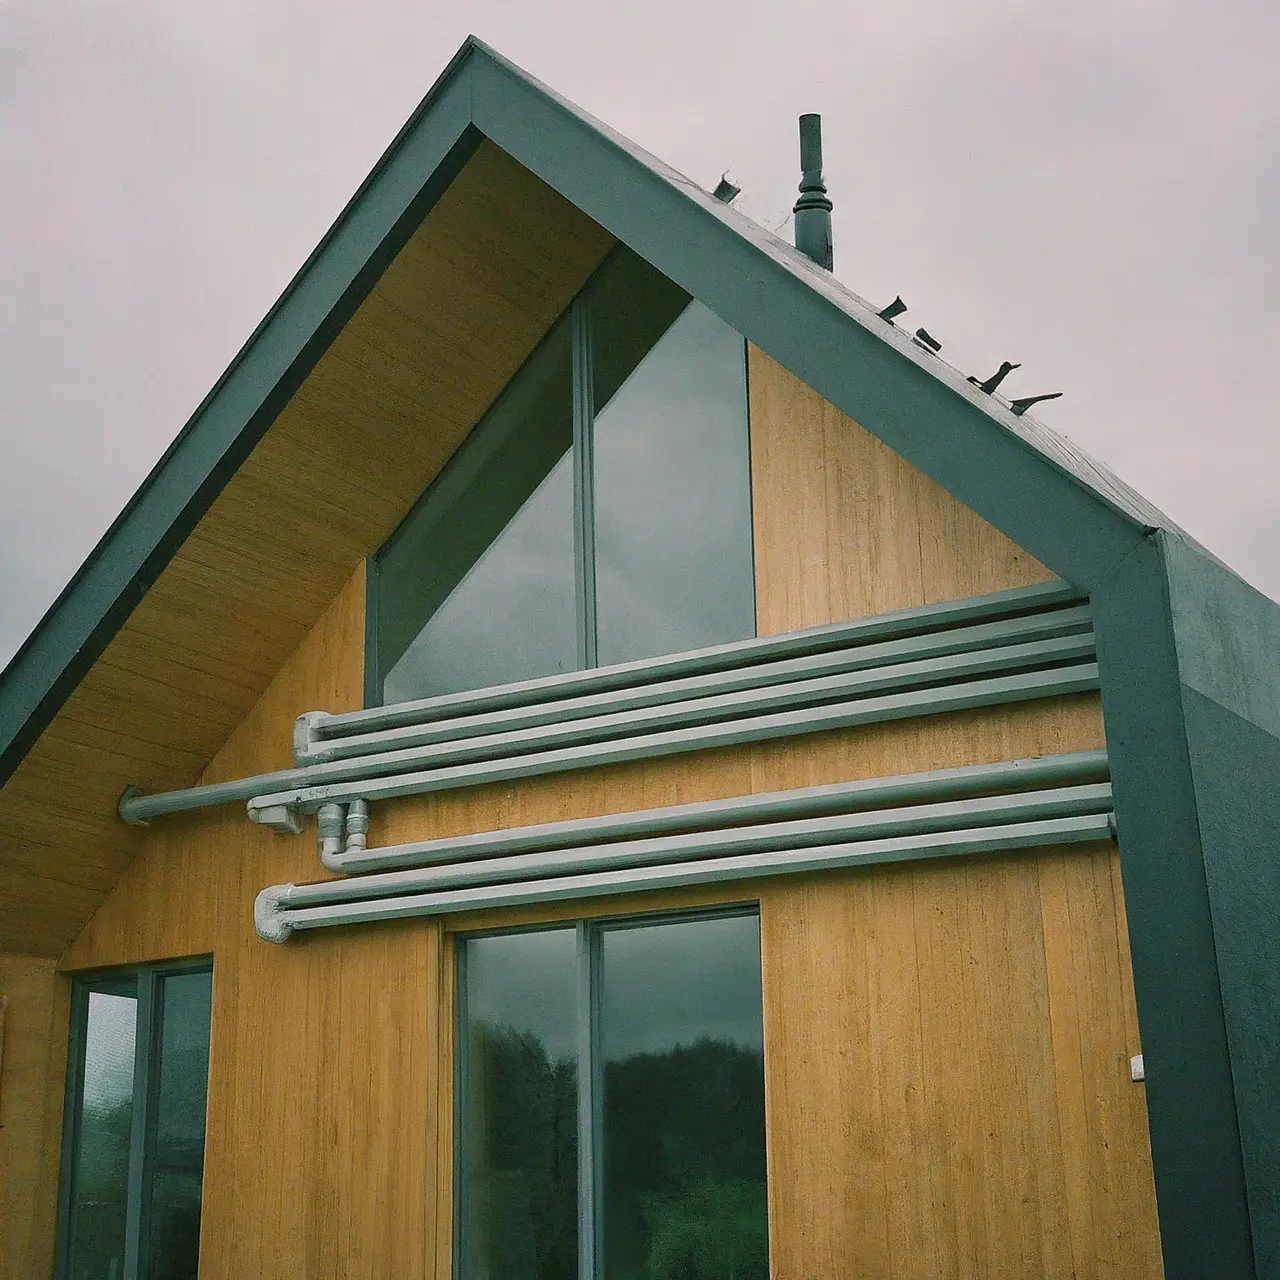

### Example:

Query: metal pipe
xmin=302 ymin=580 xmax=1083 ymax=745
xmin=327 ymin=749 xmax=1108 ymax=874
xmin=287 ymin=635 xmax=1097 ymax=783
xmin=298 ymin=606 xmax=1093 ymax=765
xmin=255 ymin=812 xmax=1114 ymax=942
xmin=122 ymin=642 xmax=1096 ymax=828
xmin=287 ymin=785 xmax=1112 ymax=906
xmin=316 ymin=803 xmax=346 ymax=870
xmin=117 ymin=584 xmax=1093 ymax=829
xmin=247 ymin=663 xmax=1100 ymax=825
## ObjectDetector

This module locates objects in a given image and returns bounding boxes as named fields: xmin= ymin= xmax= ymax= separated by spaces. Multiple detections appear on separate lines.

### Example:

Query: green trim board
xmin=0 ymin=111 xmax=482 ymax=788
xmin=0 ymin=32 xmax=1277 ymax=1279
xmin=1091 ymin=531 xmax=1256 ymax=1279
xmin=1 ymin=34 xmax=1164 ymax=788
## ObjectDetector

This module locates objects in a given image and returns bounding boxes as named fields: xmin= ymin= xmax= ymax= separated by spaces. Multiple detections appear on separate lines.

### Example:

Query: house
xmin=1 ymin=35 xmax=1277 ymax=1280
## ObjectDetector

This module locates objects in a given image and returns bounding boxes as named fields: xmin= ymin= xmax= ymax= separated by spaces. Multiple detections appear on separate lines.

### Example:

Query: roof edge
xmin=0 ymin=39 xmax=489 ymax=786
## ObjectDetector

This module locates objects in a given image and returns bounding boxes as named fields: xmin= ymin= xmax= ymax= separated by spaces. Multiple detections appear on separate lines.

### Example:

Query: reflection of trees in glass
xmin=606 ymin=1037 xmax=768 ymax=1280
xmin=463 ymin=1027 xmax=768 ymax=1280
xmin=69 ymin=1097 xmax=132 ymax=1280
xmin=645 ymin=1179 xmax=769 ymax=1280
xmin=465 ymin=1022 xmax=578 ymax=1280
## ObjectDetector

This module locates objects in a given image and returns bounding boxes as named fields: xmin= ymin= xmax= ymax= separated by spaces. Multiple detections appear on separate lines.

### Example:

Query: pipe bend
xmin=254 ymin=883 xmax=297 ymax=943
xmin=317 ymin=802 xmax=347 ymax=872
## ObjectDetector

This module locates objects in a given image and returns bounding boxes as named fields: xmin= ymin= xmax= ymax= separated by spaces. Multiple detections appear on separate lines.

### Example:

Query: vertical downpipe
xmin=793 ymin=113 xmax=834 ymax=270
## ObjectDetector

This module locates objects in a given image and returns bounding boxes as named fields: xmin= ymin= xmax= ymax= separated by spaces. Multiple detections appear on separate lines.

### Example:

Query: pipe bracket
xmin=249 ymin=801 xmax=304 ymax=836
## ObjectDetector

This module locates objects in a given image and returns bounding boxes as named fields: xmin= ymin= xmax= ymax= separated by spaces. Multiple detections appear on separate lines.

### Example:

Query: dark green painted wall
xmin=1165 ymin=536 xmax=1280 ymax=1279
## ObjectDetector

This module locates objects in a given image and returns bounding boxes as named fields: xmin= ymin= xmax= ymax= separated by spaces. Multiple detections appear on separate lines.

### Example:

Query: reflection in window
xmin=370 ymin=247 xmax=755 ymax=705
xmin=64 ymin=985 xmax=137 ymax=1280
xmin=600 ymin=915 xmax=767 ymax=1280
xmin=146 ymin=971 xmax=213 ymax=1279
xmin=378 ymin=319 xmax=577 ymax=702
xmin=459 ymin=929 xmax=579 ymax=1280
xmin=57 ymin=964 xmax=213 ymax=1280
xmin=457 ymin=912 xmax=768 ymax=1280
xmin=591 ymin=257 xmax=756 ymax=668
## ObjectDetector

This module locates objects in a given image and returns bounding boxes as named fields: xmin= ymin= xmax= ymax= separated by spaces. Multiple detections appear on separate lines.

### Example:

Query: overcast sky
xmin=1 ymin=0 xmax=1276 ymax=668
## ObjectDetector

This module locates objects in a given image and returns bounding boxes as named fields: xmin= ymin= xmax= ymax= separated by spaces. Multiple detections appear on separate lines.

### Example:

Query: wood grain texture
xmin=760 ymin=846 xmax=1163 ymax=1279
xmin=0 ymin=140 xmax=614 ymax=956
xmin=62 ymin=567 xmax=454 ymax=1279
xmin=743 ymin=360 xmax=1161 ymax=1274
xmin=0 ymin=954 xmax=69 ymax=1280
xmin=748 ymin=344 xmax=1053 ymax=635
xmin=44 ymin=216 xmax=1156 ymax=1279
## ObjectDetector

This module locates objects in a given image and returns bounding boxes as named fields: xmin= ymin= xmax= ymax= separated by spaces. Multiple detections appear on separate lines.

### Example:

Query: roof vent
xmin=793 ymin=113 xmax=833 ymax=270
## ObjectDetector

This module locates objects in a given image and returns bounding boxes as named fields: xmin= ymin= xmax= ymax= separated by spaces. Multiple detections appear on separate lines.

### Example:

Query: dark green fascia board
xmin=1092 ymin=530 xmax=1255 ymax=1278
xmin=0 ymin=52 xmax=484 ymax=788
xmin=465 ymin=46 xmax=1150 ymax=588
xmin=0 ymin=34 xmax=1156 ymax=788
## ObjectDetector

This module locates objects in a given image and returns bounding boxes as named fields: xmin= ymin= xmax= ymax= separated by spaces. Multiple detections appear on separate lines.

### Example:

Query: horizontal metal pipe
xmin=255 ymin=812 xmax=1114 ymax=941
xmin=248 ymin=663 xmax=1100 ymax=822
xmin=122 ymin=630 xmax=1097 ymax=827
xmin=332 ymin=749 xmax=1109 ymax=874
xmin=305 ymin=580 xmax=1084 ymax=744
xmin=283 ymin=784 xmax=1112 ymax=906
xmin=299 ymin=606 xmax=1093 ymax=764
xmin=294 ymin=635 xmax=1093 ymax=781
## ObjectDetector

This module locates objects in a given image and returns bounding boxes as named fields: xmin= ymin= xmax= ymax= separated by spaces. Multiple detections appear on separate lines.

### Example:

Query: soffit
xmin=0 ymin=141 xmax=614 ymax=955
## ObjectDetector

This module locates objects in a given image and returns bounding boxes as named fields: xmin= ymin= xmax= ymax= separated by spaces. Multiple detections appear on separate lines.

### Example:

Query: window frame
xmin=54 ymin=957 xmax=214 ymax=1280
xmin=452 ymin=903 xmax=764 ymax=1280
xmin=365 ymin=248 xmax=755 ymax=709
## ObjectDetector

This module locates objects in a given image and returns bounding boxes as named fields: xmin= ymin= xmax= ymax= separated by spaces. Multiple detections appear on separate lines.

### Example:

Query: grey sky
xmin=2 ymin=0 xmax=1276 ymax=668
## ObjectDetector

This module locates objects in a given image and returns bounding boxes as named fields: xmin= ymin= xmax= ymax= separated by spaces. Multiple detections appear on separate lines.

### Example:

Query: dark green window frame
xmin=54 ymin=958 xmax=214 ymax=1280
xmin=453 ymin=905 xmax=768 ymax=1280
xmin=365 ymin=248 xmax=756 ymax=708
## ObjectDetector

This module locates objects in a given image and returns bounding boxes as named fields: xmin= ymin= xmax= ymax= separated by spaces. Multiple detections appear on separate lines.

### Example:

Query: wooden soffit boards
xmin=0 ymin=142 xmax=614 ymax=956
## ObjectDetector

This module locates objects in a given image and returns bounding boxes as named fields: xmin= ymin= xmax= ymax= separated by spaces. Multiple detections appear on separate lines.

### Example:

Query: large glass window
xmin=457 ymin=911 xmax=768 ymax=1280
xmin=370 ymin=247 xmax=755 ymax=704
xmin=56 ymin=962 xmax=213 ymax=1280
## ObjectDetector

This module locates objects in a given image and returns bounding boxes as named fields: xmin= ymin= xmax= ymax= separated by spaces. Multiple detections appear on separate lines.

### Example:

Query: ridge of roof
xmin=472 ymin=34 xmax=1177 ymax=541
xmin=0 ymin=34 xmax=1235 ymax=786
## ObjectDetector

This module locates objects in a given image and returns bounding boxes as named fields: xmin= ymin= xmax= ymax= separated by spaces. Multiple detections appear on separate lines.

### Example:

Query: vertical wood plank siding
xmin=54 ymin=313 xmax=1160 ymax=1277
xmin=747 ymin=348 xmax=1162 ymax=1278
xmin=0 ymin=954 xmax=67 ymax=1280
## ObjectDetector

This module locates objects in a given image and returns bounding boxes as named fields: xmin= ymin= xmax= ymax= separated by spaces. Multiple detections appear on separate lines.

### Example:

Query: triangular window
xmin=369 ymin=247 xmax=756 ymax=704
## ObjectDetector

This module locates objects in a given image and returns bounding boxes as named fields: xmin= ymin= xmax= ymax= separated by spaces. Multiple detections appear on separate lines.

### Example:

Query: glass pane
xmin=600 ymin=913 xmax=768 ymax=1280
xmin=591 ymin=251 xmax=756 ymax=667
xmin=145 ymin=970 xmax=213 ymax=1280
xmin=66 ymin=982 xmax=138 ymax=1280
xmin=378 ymin=317 xmax=577 ymax=702
xmin=460 ymin=929 xmax=579 ymax=1280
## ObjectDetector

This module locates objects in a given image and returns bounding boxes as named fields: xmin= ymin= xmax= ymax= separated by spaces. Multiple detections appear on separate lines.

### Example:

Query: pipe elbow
xmin=254 ymin=883 xmax=296 ymax=943
xmin=317 ymin=802 xmax=347 ymax=871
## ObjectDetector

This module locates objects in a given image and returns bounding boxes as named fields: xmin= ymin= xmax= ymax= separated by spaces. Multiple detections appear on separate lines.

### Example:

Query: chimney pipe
xmin=793 ymin=113 xmax=833 ymax=270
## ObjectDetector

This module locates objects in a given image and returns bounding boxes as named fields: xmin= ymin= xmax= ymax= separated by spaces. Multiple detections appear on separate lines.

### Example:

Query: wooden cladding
xmin=0 ymin=142 xmax=614 ymax=957
xmin=748 ymin=344 xmax=1053 ymax=635
xmin=33 ymin=149 xmax=1164 ymax=1276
